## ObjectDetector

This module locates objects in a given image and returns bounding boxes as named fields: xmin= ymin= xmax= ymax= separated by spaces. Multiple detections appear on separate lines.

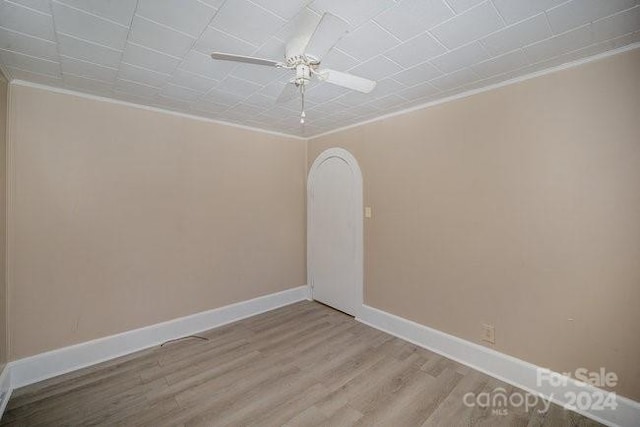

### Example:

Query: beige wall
xmin=7 ymin=84 xmax=306 ymax=360
xmin=308 ymin=48 xmax=640 ymax=401
xmin=5 ymin=47 xmax=639 ymax=402
xmin=0 ymin=72 xmax=7 ymax=370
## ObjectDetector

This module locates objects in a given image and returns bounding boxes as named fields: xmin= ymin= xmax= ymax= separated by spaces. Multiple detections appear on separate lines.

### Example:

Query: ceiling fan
xmin=211 ymin=10 xmax=377 ymax=124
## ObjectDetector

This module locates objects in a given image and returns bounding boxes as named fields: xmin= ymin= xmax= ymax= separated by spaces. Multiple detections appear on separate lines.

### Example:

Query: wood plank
xmin=0 ymin=301 xmax=605 ymax=427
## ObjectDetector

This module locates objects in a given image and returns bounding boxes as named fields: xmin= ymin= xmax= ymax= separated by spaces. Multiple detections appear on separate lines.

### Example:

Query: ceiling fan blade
xmin=285 ymin=11 xmax=348 ymax=61
xmin=304 ymin=13 xmax=349 ymax=62
xmin=317 ymin=69 xmax=376 ymax=93
xmin=276 ymin=83 xmax=300 ymax=104
xmin=285 ymin=9 xmax=322 ymax=59
xmin=211 ymin=52 xmax=281 ymax=67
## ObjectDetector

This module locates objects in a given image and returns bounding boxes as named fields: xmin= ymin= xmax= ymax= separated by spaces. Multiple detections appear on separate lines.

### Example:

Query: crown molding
xmin=6 ymin=42 xmax=640 ymax=142
xmin=307 ymin=42 xmax=640 ymax=140
xmin=8 ymin=80 xmax=307 ymax=141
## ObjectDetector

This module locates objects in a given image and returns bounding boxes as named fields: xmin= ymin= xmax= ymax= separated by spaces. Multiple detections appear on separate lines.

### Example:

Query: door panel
xmin=308 ymin=149 xmax=362 ymax=316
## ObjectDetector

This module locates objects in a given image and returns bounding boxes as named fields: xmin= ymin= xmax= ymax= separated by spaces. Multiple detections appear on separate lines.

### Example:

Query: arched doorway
xmin=307 ymin=148 xmax=363 ymax=316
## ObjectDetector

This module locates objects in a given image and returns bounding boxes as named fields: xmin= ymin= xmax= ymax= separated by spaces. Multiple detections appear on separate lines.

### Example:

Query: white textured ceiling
xmin=0 ymin=0 xmax=639 ymax=138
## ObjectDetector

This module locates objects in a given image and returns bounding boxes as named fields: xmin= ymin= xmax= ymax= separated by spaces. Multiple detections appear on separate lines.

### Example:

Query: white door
xmin=308 ymin=148 xmax=363 ymax=316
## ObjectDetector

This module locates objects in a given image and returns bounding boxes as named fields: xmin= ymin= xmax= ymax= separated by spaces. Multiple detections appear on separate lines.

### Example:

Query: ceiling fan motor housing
xmin=295 ymin=64 xmax=311 ymax=86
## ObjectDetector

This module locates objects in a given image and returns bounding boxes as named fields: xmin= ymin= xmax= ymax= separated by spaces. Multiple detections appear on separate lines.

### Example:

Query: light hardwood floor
xmin=2 ymin=301 xmax=602 ymax=426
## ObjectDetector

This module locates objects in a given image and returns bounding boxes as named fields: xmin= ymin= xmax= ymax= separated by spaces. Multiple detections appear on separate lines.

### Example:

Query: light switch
xmin=364 ymin=206 xmax=372 ymax=218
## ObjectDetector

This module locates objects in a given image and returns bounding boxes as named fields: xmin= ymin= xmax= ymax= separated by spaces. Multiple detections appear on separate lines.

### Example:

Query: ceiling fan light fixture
xmin=294 ymin=63 xmax=311 ymax=86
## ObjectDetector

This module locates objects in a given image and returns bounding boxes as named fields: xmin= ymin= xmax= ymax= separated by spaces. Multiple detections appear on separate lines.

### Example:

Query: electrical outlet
xmin=364 ymin=206 xmax=372 ymax=218
xmin=482 ymin=324 xmax=495 ymax=344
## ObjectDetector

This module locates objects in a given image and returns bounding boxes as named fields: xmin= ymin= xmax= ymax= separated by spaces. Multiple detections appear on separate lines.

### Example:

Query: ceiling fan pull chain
xmin=300 ymin=84 xmax=306 ymax=124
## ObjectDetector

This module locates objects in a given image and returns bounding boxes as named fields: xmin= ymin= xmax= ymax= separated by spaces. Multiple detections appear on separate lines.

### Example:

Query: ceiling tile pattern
xmin=0 ymin=0 xmax=638 ymax=137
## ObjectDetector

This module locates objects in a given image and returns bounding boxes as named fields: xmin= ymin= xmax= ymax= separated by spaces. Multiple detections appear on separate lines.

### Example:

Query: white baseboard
xmin=8 ymin=285 xmax=309 ymax=390
xmin=357 ymin=304 xmax=640 ymax=427
xmin=0 ymin=365 xmax=11 ymax=420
